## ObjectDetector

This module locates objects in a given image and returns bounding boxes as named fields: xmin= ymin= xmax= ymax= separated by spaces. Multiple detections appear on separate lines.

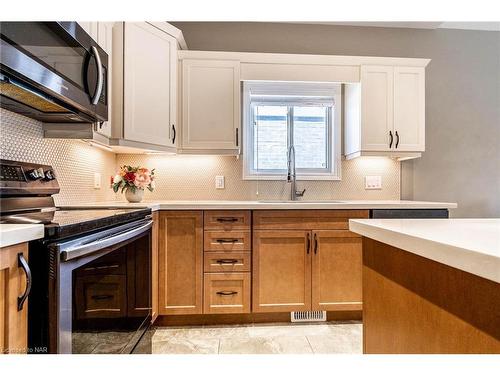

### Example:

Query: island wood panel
xmin=159 ymin=211 xmax=203 ymax=315
xmin=0 ymin=243 xmax=29 ymax=354
xmin=253 ymin=210 xmax=369 ymax=230
xmin=151 ymin=211 xmax=159 ymax=322
xmin=311 ymin=230 xmax=363 ymax=311
xmin=363 ymin=238 xmax=500 ymax=354
xmin=252 ymin=230 xmax=311 ymax=313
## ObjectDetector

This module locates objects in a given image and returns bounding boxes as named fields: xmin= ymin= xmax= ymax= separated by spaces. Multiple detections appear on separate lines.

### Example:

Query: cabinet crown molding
xmin=178 ymin=50 xmax=431 ymax=68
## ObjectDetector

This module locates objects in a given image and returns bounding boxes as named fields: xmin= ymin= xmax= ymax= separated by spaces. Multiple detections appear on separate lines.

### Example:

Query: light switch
xmin=365 ymin=175 xmax=382 ymax=190
xmin=215 ymin=175 xmax=225 ymax=189
xmin=94 ymin=173 xmax=101 ymax=189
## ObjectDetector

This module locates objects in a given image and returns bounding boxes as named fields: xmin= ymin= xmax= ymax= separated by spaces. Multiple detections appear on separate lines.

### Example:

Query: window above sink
xmin=242 ymin=81 xmax=342 ymax=181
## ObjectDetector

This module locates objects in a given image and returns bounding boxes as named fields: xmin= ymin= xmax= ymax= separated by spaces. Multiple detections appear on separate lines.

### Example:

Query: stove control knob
xmin=44 ymin=170 xmax=55 ymax=181
xmin=27 ymin=169 xmax=42 ymax=180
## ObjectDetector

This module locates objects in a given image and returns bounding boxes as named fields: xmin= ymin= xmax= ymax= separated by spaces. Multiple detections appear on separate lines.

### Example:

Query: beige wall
xmin=171 ymin=22 xmax=500 ymax=217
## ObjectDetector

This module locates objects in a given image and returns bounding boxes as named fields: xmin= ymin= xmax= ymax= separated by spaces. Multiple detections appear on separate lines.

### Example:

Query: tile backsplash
xmin=1 ymin=108 xmax=401 ymax=204
xmin=0 ymin=109 xmax=116 ymax=205
xmin=116 ymin=153 xmax=400 ymax=201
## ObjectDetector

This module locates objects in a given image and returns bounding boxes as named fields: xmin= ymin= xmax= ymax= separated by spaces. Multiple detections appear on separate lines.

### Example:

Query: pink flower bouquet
xmin=111 ymin=165 xmax=155 ymax=193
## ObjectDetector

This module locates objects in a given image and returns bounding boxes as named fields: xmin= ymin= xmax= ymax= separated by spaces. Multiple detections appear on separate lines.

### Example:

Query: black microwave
xmin=0 ymin=22 xmax=108 ymax=123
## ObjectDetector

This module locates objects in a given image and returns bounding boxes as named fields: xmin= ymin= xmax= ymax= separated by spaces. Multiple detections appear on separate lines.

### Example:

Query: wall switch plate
xmin=365 ymin=175 xmax=382 ymax=190
xmin=94 ymin=173 xmax=101 ymax=189
xmin=215 ymin=175 xmax=225 ymax=189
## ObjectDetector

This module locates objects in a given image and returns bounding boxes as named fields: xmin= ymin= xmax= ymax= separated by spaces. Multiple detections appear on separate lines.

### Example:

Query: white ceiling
xmin=294 ymin=22 xmax=500 ymax=31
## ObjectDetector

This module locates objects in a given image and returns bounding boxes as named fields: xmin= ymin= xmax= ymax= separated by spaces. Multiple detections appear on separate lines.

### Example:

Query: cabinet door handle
xmin=314 ymin=233 xmax=318 ymax=255
xmin=172 ymin=124 xmax=176 ymax=144
xmin=216 ymin=291 xmax=238 ymax=296
xmin=216 ymin=217 xmax=238 ymax=223
xmin=235 ymin=128 xmax=239 ymax=147
xmin=306 ymin=233 xmax=310 ymax=254
xmin=389 ymin=131 xmax=394 ymax=148
xmin=216 ymin=259 xmax=239 ymax=264
xmin=216 ymin=238 xmax=238 ymax=243
xmin=91 ymin=294 xmax=113 ymax=300
xmin=395 ymin=131 xmax=399 ymax=149
xmin=17 ymin=253 xmax=32 ymax=311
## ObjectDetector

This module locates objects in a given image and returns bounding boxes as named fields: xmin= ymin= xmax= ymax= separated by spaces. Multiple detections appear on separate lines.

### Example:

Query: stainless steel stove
xmin=0 ymin=159 xmax=153 ymax=354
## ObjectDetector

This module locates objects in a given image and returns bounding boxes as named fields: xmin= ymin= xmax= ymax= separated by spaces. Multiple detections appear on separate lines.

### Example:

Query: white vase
xmin=125 ymin=188 xmax=144 ymax=203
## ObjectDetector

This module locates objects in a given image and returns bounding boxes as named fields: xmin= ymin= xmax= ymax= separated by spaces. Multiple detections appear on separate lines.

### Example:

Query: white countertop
xmin=0 ymin=224 xmax=45 ymax=248
xmin=349 ymin=218 xmax=500 ymax=283
xmin=61 ymin=199 xmax=457 ymax=211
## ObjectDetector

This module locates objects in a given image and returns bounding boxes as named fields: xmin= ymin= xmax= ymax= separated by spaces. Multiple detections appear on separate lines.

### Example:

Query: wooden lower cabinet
xmin=159 ymin=211 xmax=203 ymax=315
xmin=252 ymin=228 xmax=364 ymax=314
xmin=311 ymin=230 xmax=363 ymax=311
xmin=252 ymin=230 xmax=311 ymax=313
xmin=0 ymin=243 xmax=30 ymax=354
xmin=203 ymin=273 xmax=250 ymax=314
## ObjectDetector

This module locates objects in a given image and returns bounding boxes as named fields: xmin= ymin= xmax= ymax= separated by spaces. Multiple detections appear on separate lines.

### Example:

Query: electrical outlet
xmin=215 ymin=175 xmax=225 ymax=189
xmin=94 ymin=173 xmax=101 ymax=189
xmin=365 ymin=175 xmax=382 ymax=190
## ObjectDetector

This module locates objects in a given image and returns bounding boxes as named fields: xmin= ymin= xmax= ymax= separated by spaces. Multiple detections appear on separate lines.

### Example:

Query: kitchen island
xmin=349 ymin=218 xmax=500 ymax=354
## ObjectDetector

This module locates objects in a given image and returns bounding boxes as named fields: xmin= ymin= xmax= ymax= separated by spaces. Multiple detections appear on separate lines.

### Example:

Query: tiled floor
xmin=135 ymin=321 xmax=362 ymax=354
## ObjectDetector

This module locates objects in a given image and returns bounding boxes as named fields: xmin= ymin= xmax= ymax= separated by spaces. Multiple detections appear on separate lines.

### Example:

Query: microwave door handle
xmin=90 ymin=46 xmax=103 ymax=105
xmin=57 ymin=220 xmax=152 ymax=262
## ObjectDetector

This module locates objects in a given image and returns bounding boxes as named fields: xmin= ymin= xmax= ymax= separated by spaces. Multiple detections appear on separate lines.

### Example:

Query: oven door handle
xmin=58 ymin=220 xmax=152 ymax=262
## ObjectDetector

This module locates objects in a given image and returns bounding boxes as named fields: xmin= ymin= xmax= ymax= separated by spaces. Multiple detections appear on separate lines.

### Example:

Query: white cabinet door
xmin=393 ymin=66 xmax=425 ymax=152
xmin=95 ymin=22 xmax=114 ymax=138
xmin=181 ymin=59 xmax=240 ymax=151
xmin=78 ymin=22 xmax=98 ymax=41
xmin=123 ymin=22 xmax=177 ymax=147
xmin=361 ymin=65 xmax=394 ymax=151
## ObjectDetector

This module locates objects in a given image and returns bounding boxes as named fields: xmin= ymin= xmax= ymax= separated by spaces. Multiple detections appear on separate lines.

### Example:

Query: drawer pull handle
xmin=216 ymin=259 xmax=239 ymax=264
xmin=216 ymin=291 xmax=238 ymax=296
xmin=216 ymin=238 xmax=238 ymax=243
xmin=91 ymin=294 xmax=113 ymax=300
xmin=216 ymin=217 xmax=238 ymax=223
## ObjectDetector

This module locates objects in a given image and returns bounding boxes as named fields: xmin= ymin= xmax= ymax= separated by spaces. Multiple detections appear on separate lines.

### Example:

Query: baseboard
xmin=154 ymin=311 xmax=362 ymax=327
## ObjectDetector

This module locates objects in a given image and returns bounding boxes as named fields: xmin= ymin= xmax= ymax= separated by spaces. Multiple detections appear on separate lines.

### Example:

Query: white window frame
xmin=242 ymin=81 xmax=342 ymax=181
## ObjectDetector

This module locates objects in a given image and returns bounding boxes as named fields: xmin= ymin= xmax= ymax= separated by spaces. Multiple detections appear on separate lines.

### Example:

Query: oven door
xmin=0 ymin=22 xmax=108 ymax=122
xmin=49 ymin=219 xmax=152 ymax=354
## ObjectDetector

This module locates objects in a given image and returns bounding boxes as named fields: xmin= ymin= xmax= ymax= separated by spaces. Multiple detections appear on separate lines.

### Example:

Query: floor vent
xmin=290 ymin=311 xmax=327 ymax=322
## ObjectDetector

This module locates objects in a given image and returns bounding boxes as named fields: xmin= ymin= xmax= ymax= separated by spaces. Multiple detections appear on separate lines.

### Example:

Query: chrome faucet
xmin=287 ymin=145 xmax=306 ymax=201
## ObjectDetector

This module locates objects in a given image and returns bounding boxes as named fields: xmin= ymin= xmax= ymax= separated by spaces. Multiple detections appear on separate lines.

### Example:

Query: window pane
xmin=293 ymin=106 xmax=328 ymax=169
xmin=253 ymin=105 xmax=288 ymax=170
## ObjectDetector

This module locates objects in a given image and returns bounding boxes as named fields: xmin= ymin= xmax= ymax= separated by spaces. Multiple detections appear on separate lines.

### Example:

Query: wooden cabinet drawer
xmin=253 ymin=210 xmax=369 ymax=230
xmin=204 ymin=231 xmax=250 ymax=252
xmin=203 ymin=273 xmax=251 ymax=314
xmin=204 ymin=210 xmax=251 ymax=230
xmin=204 ymin=252 xmax=251 ymax=273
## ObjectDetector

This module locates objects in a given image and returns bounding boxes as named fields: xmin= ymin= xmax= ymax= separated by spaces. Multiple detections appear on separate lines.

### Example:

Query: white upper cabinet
xmin=360 ymin=65 xmax=394 ymax=152
xmin=393 ymin=66 xmax=425 ymax=152
xmin=180 ymin=59 xmax=240 ymax=153
xmin=345 ymin=64 xmax=426 ymax=160
xmin=123 ymin=22 xmax=177 ymax=148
